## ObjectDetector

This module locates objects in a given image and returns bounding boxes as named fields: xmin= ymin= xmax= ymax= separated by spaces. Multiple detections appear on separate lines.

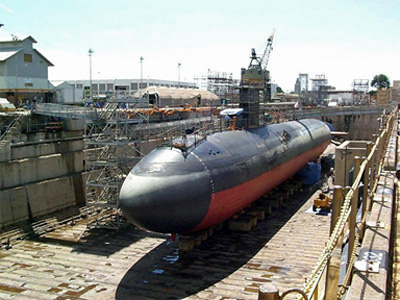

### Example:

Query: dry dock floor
xmin=0 ymin=188 xmax=330 ymax=300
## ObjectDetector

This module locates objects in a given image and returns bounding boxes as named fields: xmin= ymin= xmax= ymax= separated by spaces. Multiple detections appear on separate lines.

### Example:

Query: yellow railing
xmin=290 ymin=107 xmax=397 ymax=300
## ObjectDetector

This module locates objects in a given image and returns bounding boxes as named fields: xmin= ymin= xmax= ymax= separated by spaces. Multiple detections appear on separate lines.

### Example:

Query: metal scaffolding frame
xmin=84 ymin=98 xmax=149 ymax=211
xmin=207 ymin=70 xmax=234 ymax=99
xmin=311 ymin=74 xmax=328 ymax=104
xmin=84 ymin=95 xmax=220 ymax=221
xmin=352 ymin=79 xmax=369 ymax=93
xmin=296 ymin=73 xmax=309 ymax=105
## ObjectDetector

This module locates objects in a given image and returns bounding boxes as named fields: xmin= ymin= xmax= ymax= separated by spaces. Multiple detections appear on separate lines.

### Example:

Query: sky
xmin=0 ymin=0 xmax=399 ymax=92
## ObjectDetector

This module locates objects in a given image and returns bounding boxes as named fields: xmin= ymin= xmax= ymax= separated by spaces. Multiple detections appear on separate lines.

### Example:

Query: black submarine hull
xmin=119 ymin=119 xmax=331 ymax=233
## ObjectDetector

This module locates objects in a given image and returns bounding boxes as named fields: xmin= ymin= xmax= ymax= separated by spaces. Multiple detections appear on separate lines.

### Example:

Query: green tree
xmin=371 ymin=74 xmax=390 ymax=89
xmin=276 ymin=86 xmax=284 ymax=93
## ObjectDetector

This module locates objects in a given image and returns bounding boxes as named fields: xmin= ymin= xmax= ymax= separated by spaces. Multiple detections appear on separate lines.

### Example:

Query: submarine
xmin=119 ymin=119 xmax=331 ymax=234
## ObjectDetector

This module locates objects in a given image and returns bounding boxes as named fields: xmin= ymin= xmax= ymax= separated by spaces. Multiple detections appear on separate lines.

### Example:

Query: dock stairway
xmin=0 ymin=115 xmax=21 ymax=150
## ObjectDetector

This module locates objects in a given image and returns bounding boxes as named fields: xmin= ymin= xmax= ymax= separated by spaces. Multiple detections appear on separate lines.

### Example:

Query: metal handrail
xmin=287 ymin=107 xmax=397 ymax=300
xmin=0 ymin=115 xmax=21 ymax=150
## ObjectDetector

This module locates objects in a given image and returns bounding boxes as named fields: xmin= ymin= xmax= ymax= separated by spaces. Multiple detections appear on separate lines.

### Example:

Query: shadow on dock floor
xmin=115 ymin=189 xmax=312 ymax=300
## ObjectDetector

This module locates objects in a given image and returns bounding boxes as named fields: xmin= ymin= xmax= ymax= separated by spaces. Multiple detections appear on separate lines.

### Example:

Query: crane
xmin=246 ymin=29 xmax=275 ymax=72
xmin=260 ymin=29 xmax=275 ymax=71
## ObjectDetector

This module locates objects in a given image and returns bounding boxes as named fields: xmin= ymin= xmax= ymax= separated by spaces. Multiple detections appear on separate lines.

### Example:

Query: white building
xmin=65 ymin=78 xmax=197 ymax=100
xmin=52 ymin=81 xmax=83 ymax=104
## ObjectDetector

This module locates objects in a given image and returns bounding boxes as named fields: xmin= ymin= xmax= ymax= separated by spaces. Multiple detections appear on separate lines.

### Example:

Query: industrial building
xmin=0 ymin=35 xmax=54 ymax=104
xmin=64 ymin=78 xmax=197 ymax=100
xmin=391 ymin=80 xmax=400 ymax=103
xmin=327 ymin=89 xmax=371 ymax=105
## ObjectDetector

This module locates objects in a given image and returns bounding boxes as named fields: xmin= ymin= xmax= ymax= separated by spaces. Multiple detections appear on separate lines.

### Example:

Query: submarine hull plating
xmin=119 ymin=119 xmax=331 ymax=233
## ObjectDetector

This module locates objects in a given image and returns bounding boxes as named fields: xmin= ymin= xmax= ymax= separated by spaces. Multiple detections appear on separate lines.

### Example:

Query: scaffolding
xmin=84 ymin=94 xmax=220 ymax=227
xmin=310 ymin=74 xmax=328 ymax=104
xmin=193 ymin=74 xmax=208 ymax=91
xmin=296 ymin=73 xmax=309 ymax=106
xmin=207 ymin=70 xmax=234 ymax=100
xmin=84 ymin=97 xmax=149 ymax=216
xmin=352 ymin=79 xmax=370 ymax=105
xmin=352 ymin=79 xmax=369 ymax=93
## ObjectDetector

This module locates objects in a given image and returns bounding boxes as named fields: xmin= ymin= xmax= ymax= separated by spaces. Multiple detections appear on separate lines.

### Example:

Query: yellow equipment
xmin=313 ymin=193 xmax=332 ymax=212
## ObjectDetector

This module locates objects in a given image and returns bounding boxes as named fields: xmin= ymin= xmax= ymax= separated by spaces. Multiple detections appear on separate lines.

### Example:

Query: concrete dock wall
xmin=326 ymin=113 xmax=381 ymax=140
xmin=0 ymin=186 xmax=29 ymax=229
xmin=0 ymin=125 xmax=85 ymax=230
xmin=10 ymin=139 xmax=84 ymax=160
xmin=26 ymin=177 xmax=77 ymax=218
xmin=0 ymin=176 xmax=80 ymax=229
xmin=0 ymin=152 xmax=83 ymax=189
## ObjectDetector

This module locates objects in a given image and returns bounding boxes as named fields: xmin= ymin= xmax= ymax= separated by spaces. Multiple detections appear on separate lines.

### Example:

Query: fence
xmin=258 ymin=107 xmax=397 ymax=299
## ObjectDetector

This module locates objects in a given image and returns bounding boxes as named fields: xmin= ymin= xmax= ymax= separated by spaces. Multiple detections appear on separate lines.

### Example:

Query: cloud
xmin=0 ymin=2 xmax=13 ymax=13
xmin=63 ymin=33 xmax=73 ymax=40
xmin=0 ymin=29 xmax=12 ymax=41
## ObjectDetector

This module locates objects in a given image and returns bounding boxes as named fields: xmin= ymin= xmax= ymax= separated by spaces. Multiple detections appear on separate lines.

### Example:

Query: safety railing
xmin=307 ymin=108 xmax=395 ymax=300
xmin=167 ymin=118 xmax=225 ymax=151
xmin=33 ymin=103 xmax=90 ymax=119
xmin=0 ymin=115 xmax=21 ymax=151
xmin=257 ymin=107 xmax=397 ymax=300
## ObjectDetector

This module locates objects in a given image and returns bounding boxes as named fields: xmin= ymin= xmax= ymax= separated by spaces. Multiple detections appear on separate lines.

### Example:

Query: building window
xmin=25 ymin=83 xmax=33 ymax=87
xmin=77 ymin=84 xmax=83 ymax=89
xmin=24 ymin=54 xmax=33 ymax=63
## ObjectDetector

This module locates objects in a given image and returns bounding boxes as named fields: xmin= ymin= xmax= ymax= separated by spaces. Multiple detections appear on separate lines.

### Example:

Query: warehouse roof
xmin=135 ymin=86 xmax=220 ymax=102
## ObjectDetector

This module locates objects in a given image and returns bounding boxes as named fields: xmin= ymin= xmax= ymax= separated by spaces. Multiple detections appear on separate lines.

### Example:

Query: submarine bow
xmin=119 ymin=119 xmax=331 ymax=234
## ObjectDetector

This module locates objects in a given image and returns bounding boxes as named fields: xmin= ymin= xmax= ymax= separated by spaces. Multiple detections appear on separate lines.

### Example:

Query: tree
xmin=371 ymin=74 xmax=390 ymax=89
xmin=276 ymin=86 xmax=284 ymax=93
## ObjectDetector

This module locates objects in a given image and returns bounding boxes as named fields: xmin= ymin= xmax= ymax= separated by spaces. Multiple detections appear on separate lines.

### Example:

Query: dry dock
xmin=1 ymin=105 xmax=397 ymax=299
xmin=0 ymin=187 xmax=329 ymax=300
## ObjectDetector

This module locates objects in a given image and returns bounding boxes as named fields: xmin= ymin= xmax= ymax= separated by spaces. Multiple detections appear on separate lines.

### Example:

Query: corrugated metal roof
xmin=0 ymin=49 xmax=21 ymax=61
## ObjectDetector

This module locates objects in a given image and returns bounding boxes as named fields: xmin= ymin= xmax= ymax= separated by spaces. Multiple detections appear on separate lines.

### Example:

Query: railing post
xmin=330 ymin=186 xmax=344 ymax=234
xmin=325 ymin=186 xmax=344 ymax=300
xmin=376 ymin=128 xmax=384 ymax=166
xmin=348 ymin=156 xmax=362 ymax=268
xmin=360 ymin=150 xmax=370 ymax=239
xmin=369 ymin=147 xmax=377 ymax=211
xmin=258 ymin=284 xmax=279 ymax=300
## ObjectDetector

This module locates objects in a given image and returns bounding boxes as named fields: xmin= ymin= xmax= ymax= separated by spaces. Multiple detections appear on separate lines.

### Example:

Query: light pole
xmin=178 ymin=62 xmax=181 ymax=88
xmin=88 ymin=48 xmax=94 ymax=99
xmin=140 ymin=56 xmax=144 ymax=87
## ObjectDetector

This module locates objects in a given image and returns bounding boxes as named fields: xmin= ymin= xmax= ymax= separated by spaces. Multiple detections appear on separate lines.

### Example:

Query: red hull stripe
xmin=192 ymin=141 xmax=330 ymax=232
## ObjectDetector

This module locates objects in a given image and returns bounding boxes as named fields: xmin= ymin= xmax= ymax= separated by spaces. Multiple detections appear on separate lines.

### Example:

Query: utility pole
xmin=88 ymin=48 xmax=94 ymax=99
xmin=140 ymin=56 xmax=144 ymax=86
xmin=178 ymin=62 xmax=181 ymax=88
xmin=139 ymin=56 xmax=144 ymax=97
